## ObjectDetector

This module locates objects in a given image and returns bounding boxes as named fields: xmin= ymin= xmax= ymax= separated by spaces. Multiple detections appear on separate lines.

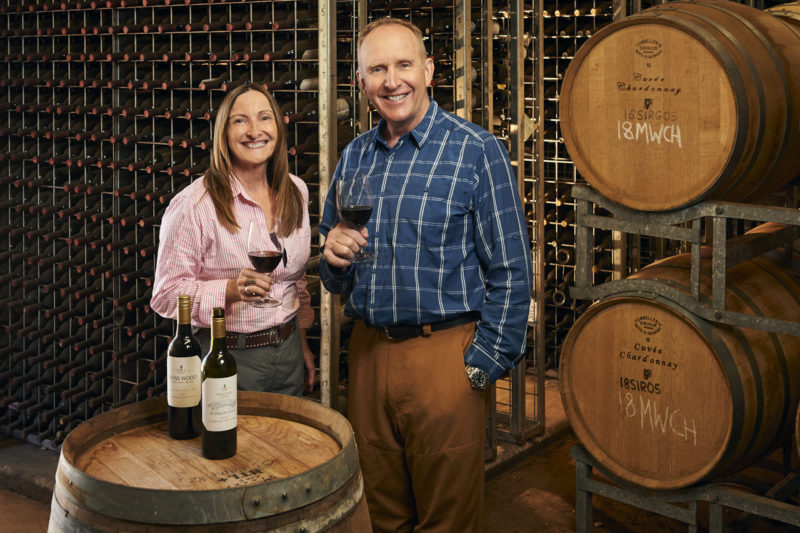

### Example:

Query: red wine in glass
xmin=248 ymin=251 xmax=282 ymax=273
xmin=339 ymin=205 xmax=373 ymax=228
xmin=246 ymin=219 xmax=283 ymax=307
xmin=336 ymin=171 xmax=373 ymax=263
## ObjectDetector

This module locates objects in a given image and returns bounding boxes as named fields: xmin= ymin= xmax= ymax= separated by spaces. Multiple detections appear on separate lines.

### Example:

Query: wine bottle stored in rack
xmin=0 ymin=0 xmax=342 ymax=448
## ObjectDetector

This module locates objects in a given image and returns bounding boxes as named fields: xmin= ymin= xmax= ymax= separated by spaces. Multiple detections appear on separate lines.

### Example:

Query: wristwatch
xmin=465 ymin=364 xmax=489 ymax=391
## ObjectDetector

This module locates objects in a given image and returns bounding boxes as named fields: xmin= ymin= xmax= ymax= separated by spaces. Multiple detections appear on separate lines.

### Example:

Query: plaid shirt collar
xmin=369 ymin=98 xmax=439 ymax=151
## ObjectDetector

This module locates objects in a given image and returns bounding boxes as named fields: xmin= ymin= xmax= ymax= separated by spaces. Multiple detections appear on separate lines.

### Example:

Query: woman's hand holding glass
xmin=236 ymin=267 xmax=272 ymax=304
xmin=245 ymin=219 xmax=284 ymax=307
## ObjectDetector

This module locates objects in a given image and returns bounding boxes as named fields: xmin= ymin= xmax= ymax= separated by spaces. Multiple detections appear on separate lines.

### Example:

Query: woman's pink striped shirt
xmin=151 ymin=174 xmax=314 ymax=332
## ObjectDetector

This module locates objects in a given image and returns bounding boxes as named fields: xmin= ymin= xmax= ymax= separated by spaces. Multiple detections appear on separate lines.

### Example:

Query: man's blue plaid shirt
xmin=319 ymin=100 xmax=533 ymax=381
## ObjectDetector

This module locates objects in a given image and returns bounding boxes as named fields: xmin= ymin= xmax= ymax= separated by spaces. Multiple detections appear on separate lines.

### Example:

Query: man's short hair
xmin=357 ymin=17 xmax=427 ymax=63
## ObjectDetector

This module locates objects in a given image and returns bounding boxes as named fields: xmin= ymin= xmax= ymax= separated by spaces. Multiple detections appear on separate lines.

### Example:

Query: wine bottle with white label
xmin=167 ymin=294 xmax=202 ymax=440
xmin=201 ymin=307 xmax=237 ymax=459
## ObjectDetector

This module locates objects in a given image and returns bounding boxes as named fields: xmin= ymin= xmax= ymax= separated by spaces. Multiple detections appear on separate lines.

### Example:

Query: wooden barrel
xmin=766 ymin=1 xmax=800 ymax=29
xmin=745 ymin=222 xmax=800 ymax=273
xmin=48 ymin=391 xmax=372 ymax=532
xmin=560 ymin=253 xmax=800 ymax=489
xmin=560 ymin=0 xmax=800 ymax=211
xmin=796 ymin=403 xmax=800 ymax=461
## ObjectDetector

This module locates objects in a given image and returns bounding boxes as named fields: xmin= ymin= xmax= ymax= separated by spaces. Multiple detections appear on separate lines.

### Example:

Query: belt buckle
xmin=383 ymin=326 xmax=396 ymax=341
xmin=268 ymin=327 xmax=278 ymax=346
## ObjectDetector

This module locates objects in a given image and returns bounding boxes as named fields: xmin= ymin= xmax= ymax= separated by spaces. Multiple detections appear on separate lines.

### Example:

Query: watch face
xmin=469 ymin=368 xmax=488 ymax=389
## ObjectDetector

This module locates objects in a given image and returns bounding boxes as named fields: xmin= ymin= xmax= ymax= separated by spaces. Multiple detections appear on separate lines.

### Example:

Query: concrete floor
xmin=1 ymin=489 xmax=49 ymax=533
xmin=0 ymin=425 xmax=57 ymax=533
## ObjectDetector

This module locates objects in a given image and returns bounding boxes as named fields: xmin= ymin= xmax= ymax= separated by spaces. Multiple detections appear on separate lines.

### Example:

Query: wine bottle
xmin=87 ymin=385 xmax=113 ymax=409
xmin=24 ymin=367 xmax=57 ymax=392
xmin=273 ymin=7 xmax=317 ymax=30
xmin=19 ymin=343 xmax=55 ymax=366
xmin=237 ymin=11 xmax=279 ymax=31
xmin=138 ymin=318 xmax=170 ymax=339
xmin=58 ymin=402 xmax=96 ymax=429
xmin=123 ymin=233 xmax=155 ymax=255
xmin=161 ymin=71 xmax=192 ymax=91
xmin=242 ymin=42 xmax=273 ymax=62
xmin=64 ymin=378 xmax=102 ymax=404
xmin=138 ymin=205 xmax=166 ymax=228
xmin=167 ymin=294 xmax=201 ymax=440
xmin=113 ymin=337 xmax=158 ymax=363
xmin=180 ymin=126 xmax=211 ymax=150
xmin=129 ymin=370 xmax=160 ymax=399
xmin=283 ymin=100 xmax=319 ymax=125
xmin=198 ymin=73 xmax=227 ymax=91
xmin=72 ymin=326 xmax=106 ymax=353
xmin=201 ymin=307 xmax=237 ymax=459
xmin=269 ymin=38 xmax=317 ymax=61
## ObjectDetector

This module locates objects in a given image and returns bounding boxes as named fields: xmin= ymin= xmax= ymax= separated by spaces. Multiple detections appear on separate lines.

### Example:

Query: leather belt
xmin=370 ymin=312 xmax=479 ymax=341
xmin=197 ymin=320 xmax=296 ymax=349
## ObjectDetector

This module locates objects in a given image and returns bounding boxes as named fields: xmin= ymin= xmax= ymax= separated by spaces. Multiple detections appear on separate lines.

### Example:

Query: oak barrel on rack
xmin=767 ymin=1 xmax=800 ymax=29
xmin=560 ymin=253 xmax=800 ymax=490
xmin=559 ymin=0 xmax=800 ymax=211
xmin=48 ymin=391 xmax=372 ymax=532
xmin=744 ymin=221 xmax=800 ymax=274
xmin=797 ymin=404 xmax=800 ymax=460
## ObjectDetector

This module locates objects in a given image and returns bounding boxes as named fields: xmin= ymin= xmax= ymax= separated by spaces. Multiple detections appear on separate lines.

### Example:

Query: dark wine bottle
xmin=201 ymin=307 xmax=237 ymax=459
xmin=180 ymin=126 xmax=211 ymax=150
xmin=167 ymin=294 xmax=201 ymax=440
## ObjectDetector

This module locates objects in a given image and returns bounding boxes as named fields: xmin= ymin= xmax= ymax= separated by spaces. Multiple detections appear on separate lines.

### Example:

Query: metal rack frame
xmin=507 ymin=0 xmax=545 ymax=446
xmin=317 ymin=0 xmax=340 ymax=412
xmin=570 ymin=184 xmax=800 ymax=337
xmin=573 ymin=444 xmax=800 ymax=532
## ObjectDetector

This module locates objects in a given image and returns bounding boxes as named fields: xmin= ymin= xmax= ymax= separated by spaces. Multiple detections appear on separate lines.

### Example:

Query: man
xmin=319 ymin=18 xmax=533 ymax=532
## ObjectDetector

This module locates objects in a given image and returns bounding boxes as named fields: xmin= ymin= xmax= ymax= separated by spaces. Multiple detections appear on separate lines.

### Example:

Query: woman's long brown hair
xmin=203 ymin=83 xmax=304 ymax=234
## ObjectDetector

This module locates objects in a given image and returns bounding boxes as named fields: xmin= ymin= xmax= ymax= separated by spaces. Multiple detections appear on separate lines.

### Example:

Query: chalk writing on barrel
xmin=618 ymin=390 xmax=697 ymax=446
xmin=617 ymin=120 xmax=683 ymax=148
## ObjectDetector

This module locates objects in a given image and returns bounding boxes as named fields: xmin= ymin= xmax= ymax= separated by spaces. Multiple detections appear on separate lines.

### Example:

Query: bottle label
xmin=167 ymin=355 xmax=201 ymax=408
xmin=202 ymin=376 xmax=237 ymax=431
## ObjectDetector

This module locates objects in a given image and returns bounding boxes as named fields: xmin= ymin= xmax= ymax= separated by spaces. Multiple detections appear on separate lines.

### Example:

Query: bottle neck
xmin=177 ymin=300 xmax=191 ymax=323
xmin=210 ymin=317 xmax=227 ymax=342
xmin=175 ymin=322 xmax=193 ymax=337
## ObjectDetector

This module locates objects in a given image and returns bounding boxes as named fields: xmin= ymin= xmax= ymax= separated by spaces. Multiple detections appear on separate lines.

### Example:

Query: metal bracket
xmin=569 ymin=184 xmax=800 ymax=337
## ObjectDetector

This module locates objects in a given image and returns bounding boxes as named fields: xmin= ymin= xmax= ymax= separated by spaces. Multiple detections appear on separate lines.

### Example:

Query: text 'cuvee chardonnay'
xmin=167 ymin=294 xmax=201 ymax=440
xmin=201 ymin=307 xmax=237 ymax=459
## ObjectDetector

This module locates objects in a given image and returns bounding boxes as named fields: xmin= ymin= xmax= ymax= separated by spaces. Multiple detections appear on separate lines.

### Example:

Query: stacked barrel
xmin=558 ymin=0 xmax=800 ymax=490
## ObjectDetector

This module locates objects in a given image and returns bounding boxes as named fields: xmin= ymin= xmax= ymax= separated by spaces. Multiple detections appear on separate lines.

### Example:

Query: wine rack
xmin=523 ymin=0 xmax=616 ymax=382
xmin=10 ymin=0 xmax=759 ymax=456
xmin=0 ymin=0 xmax=334 ymax=449
xmin=0 ymin=0 xmax=551 ymax=456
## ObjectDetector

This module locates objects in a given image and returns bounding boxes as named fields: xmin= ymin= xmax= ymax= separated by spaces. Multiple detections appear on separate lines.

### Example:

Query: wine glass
xmin=246 ymin=219 xmax=283 ymax=307
xmin=336 ymin=170 xmax=374 ymax=263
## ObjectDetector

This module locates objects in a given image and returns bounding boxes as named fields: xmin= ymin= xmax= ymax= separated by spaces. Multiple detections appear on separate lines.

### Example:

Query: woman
xmin=151 ymin=83 xmax=315 ymax=396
